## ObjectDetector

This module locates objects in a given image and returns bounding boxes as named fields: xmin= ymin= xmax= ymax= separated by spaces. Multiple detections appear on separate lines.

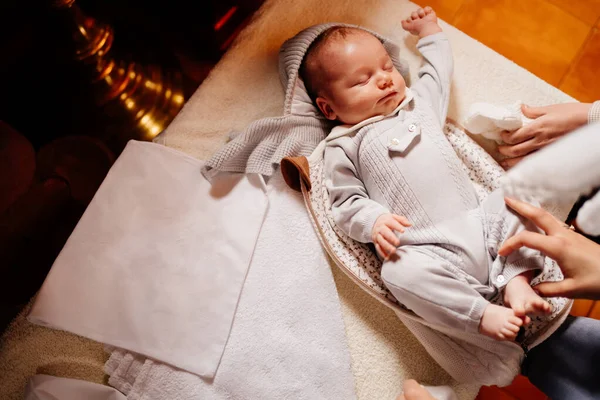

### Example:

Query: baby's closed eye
xmin=352 ymin=76 xmax=370 ymax=86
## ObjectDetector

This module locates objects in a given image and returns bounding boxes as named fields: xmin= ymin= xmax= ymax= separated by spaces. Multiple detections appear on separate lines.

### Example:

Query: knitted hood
xmin=201 ymin=23 xmax=409 ymax=179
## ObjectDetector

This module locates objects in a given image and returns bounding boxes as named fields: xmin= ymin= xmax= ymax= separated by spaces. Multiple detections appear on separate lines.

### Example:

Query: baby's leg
xmin=383 ymin=248 xmax=522 ymax=340
xmin=382 ymin=248 xmax=491 ymax=336
xmin=504 ymin=271 xmax=552 ymax=318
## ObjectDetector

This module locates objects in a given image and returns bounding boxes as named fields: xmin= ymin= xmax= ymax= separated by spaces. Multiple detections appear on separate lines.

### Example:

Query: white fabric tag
xmin=28 ymin=141 xmax=268 ymax=378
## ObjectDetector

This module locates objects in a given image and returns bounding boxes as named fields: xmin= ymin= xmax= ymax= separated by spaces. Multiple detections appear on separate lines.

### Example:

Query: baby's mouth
xmin=379 ymin=91 xmax=398 ymax=103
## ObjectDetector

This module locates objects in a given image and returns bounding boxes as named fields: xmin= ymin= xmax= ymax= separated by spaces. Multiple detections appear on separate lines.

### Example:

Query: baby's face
xmin=316 ymin=32 xmax=406 ymax=125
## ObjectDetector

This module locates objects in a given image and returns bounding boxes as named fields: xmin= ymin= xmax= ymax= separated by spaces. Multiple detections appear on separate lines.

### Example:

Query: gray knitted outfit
xmin=324 ymin=32 xmax=545 ymax=333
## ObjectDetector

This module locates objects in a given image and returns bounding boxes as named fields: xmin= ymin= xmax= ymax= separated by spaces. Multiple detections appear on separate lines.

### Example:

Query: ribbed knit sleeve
xmin=410 ymin=32 xmax=453 ymax=126
xmin=202 ymin=115 xmax=331 ymax=179
xmin=324 ymin=137 xmax=390 ymax=244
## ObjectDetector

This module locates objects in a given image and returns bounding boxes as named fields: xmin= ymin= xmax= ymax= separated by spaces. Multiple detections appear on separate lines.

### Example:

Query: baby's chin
xmin=381 ymin=94 xmax=405 ymax=114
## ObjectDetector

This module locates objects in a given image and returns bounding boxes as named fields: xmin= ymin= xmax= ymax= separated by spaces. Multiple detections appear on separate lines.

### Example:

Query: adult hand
xmin=498 ymin=197 xmax=600 ymax=300
xmin=372 ymin=213 xmax=411 ymax=259
xmin=396 ymin=380 xmax=436 ymax=400
xmin=498 ymin=103 xmax=592 ymax=169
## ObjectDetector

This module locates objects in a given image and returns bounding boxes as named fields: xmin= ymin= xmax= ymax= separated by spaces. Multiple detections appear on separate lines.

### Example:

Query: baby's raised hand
xmin=372 ymin=213 xmax=412 ymax=260
xmin=401 ymin=6 xmax=442 ymax=38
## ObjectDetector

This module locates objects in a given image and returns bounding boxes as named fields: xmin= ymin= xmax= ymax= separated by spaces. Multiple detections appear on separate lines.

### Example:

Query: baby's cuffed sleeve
xmin=411 ymin=32 xmax=454 ymax=125
xmin=324 ymin=140 xmax=389 ymax=244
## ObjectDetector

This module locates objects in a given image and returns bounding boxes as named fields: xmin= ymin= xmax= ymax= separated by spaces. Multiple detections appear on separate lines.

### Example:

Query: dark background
xmin=0 ymin=0 xmax=264 ymax=150
xmin=0 ymin=0 xmax=265 ymax=330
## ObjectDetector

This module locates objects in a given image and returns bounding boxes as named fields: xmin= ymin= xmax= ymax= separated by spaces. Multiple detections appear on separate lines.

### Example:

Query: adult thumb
xmin=521 ymin=104 xmax=547 ymax=119
xmin=534 ymin=280 xmax=575 ymax=298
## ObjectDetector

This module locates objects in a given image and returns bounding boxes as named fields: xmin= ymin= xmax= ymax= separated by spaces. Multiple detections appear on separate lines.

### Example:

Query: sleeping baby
xmin=300 ymin=7 xmax=552 ymax=340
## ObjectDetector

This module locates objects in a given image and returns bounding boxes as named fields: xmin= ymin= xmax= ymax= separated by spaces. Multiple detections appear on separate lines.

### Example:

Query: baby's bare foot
xmin=504 ymin=274 xmax=552 ymax=317
xmin=401 ymin=7 xmax=442 ymax=38
xmin=479 ymin=304 xmax=523 ymax=341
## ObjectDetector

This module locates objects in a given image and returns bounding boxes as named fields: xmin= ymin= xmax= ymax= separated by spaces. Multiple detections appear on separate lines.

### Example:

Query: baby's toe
xmin=411 ymin=11 xmax=419 ymax=19
xmin=424 ymin=6 xmax=433 ymax=13
xmin=501 ymin=328 xmax=517 ymax=340
xmin=417 ymin=8 xmax=426 ymax=17
xmin=509 ymin=316 xmax=524 ymax=327
xmin=512 ymin=303 xmax=526 ymax=317
xmin=529 ymin=298 xmax=552 ymax=314
xmin=505 ymin=322 xmax=520 ymax=334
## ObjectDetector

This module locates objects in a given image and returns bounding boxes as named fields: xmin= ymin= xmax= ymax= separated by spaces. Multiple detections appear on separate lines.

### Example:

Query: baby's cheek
xmin=394 ymin=72 xmax=406 ymax=88
xmin=352 ymin=96 xmax=376 ymax=114
xmin=340 ymin=93 xmax=364 ymax=109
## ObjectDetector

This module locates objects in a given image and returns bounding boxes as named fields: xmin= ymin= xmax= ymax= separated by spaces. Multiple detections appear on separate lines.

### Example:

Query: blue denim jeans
xmin=522 ymin=316 xmax=600 ymax=399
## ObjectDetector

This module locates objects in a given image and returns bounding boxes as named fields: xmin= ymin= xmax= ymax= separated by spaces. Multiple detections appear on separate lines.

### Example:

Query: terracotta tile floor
xmin=413 ymin=1 xmax=600 ymax=398
xmin=420 ymin=0 xmax=600 ymax=102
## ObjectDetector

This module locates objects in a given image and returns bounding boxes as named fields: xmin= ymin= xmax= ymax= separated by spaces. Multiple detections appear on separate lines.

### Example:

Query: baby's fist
xmin=401 ymin=6 xmax=442 ymax=38
xmin=372 ymin=213 xmax=411 ymax=259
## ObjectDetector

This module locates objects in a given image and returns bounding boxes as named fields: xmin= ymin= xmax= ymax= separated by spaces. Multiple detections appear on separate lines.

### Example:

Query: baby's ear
xmin=316 ymin=97 xmax=337 ymax=120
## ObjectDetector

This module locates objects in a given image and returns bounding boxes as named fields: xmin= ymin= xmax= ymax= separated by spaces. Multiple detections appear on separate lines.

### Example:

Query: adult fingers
xmin=498 ymin=139 xmax=538 ymax=158
xmin=500 ymin=156 xmax=525 ymax=170
xmin=501 ymin=125 xmax=536 ymax=145
xmin=498 ymin=230 xmax=562 ymax=260
xmin=521 ymin=104 xmax=548 ymax=119
xmin=534 ymin=279 xmax=577 ymax=298
xmin=504 ymin=197 xmax=564 ymax=235
xmin=392 ymin=214 xmax=412 ymax=227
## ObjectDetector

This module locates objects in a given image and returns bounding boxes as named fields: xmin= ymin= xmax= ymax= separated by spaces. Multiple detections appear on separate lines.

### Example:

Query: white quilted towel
xmin=104 ymin=172 xmax=358 ymax=400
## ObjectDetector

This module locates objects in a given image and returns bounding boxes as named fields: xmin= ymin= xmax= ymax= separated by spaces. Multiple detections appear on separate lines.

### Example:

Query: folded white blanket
xmin=105 ymin=172 xmax=357 ymax=400
xmin=28 ymin=141 xmax=269 ymax=378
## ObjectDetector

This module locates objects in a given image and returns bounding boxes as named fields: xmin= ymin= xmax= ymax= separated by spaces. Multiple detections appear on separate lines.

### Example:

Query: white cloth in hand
xmin=463 ymin=101 xmax=532 ymax=142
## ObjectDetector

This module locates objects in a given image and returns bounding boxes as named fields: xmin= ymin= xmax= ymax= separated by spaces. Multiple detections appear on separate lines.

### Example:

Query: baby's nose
xmin=378 ymin=75 xmax=393 ymax=89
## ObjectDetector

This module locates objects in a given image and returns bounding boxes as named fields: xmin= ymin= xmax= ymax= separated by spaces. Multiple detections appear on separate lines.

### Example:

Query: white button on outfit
xmin=391 ymin=138 xmax=400 ymax=145
xmin=408 ymin=124 xmax=417 ymax=132
xmin=496 ymin=275 xmax=505 ymax=284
